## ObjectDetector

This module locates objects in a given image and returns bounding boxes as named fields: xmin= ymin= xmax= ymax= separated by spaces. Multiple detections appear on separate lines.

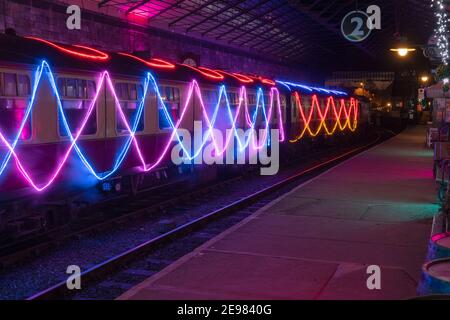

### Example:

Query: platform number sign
xmin=341 ymin=5 xmax=381 ymax=42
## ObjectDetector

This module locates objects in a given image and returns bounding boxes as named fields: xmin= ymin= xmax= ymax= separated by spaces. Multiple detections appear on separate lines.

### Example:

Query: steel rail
xmin=27 ymin=132 xmax=384 ymax=300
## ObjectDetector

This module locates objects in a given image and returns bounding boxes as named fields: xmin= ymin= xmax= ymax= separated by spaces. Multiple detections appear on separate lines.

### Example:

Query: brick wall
xmin=0 ymin=0 xmax=314 ymax=81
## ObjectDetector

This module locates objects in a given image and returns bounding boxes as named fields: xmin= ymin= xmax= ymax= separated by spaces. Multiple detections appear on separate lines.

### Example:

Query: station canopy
xmin=96 ymin=0 xmax=434 ymax=68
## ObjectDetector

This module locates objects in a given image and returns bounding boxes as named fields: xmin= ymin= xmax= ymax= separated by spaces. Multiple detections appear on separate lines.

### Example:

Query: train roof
xmin=0 ymin=33 xmax=348 ymax=96
xmin=0 ymin=34 xmax=272 ymax=89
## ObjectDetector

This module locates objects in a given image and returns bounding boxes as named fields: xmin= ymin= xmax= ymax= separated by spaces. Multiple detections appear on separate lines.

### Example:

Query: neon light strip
xmin=245 ymin=76 xmax=275 ymax=86
xmin=0 ymin=61 xmax=353 ymax=192
xmin=260 ymin=78 xmax=276 ymax=86
xmin=289 ymin=92 xmax=358 ymax=143
xmin=25 ymin=36 xmax=110 ymax=61
xmin=182 ymin=64 xmax=225 ymax=80
xmin=118 ymin=52 xmax=176 ymax=69
xmin=214 ymin=70 xmax=254 ymax=83
xmin=276 ymin=80 xmax=347 ymax=96
xmin=0 ymin=61 xmax=285 ymax=191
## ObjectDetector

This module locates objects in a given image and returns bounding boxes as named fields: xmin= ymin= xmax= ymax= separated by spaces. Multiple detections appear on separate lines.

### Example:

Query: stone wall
xmin=0 ymin=0 xmax=314 ymax=81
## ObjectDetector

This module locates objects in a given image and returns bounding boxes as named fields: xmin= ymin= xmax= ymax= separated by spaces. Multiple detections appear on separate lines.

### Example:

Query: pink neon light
xmin=25 ymin=36 xmax=110 ymax=61
xmin=0 ymin=74 xmax=104 ymax=191
xmin=431 ymin=232 xmax=450 ymax=242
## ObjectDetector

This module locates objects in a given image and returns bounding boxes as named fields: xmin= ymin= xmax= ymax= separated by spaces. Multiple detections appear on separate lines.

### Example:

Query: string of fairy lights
xmin=432 ymin=0 xmax=449 ymax=65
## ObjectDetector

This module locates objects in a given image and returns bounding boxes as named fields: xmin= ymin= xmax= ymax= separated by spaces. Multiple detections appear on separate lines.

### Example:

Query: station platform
xmin=119 ymin=126 xmax=438 ymax=300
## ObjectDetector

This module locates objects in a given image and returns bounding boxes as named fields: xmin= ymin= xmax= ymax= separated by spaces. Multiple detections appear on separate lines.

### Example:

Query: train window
xmin=282 ymin=95 xmax=287 ymax=122
xmin=173 ymin=87 xmax=180 ymax=101
xmin=65 ymin=79 xmax=77 ymax=98
xmin=248 ymin=93 xmax=256 ymax=106
xmin=226 ymin=92 xmax=240 ymax=124
xmin=115 ymin=82 xmax=144 ymax=133
xmin=291 ymin=94 xmax=300 ymax=122
xmin=263 ymin=94 xmax=269 ymax=107
xmin=17 ymin=75 xmax=30 ymax=96
xmin=130 ymin=85 xmax=138 ymax=100
xmin=165 ymin=87 xmax=173 ymax=101
xmin=0 ymin=73 xmax=32 ymax=140
xmin=260 ymin=95 xmax=269 ymax=124
xmin=203 ymin=90 xmax=218 ymax=106
xmin=226 ymin=91 xmax=236 ymax=110
xmin=158 ymin=86 xmax=180 ymax=130
xmin=309 ymin=96 xmax=313 ymax=108
xmin=279 ymin=95 xmax=286 ymax=115
xmin=274 ymin=95 xmax=285 ymax=121
xmin=57 ymin=77 xmax=97 ymax=136
xmin=229 ymin=92 xmax=238 ymax=106
xmin=4 ymin=73 xmax=17 ymax=96
xmin=87 ymin=81 xmax=96 ymax=98
xmin=250 ymin=95 xmax=261 ymax=120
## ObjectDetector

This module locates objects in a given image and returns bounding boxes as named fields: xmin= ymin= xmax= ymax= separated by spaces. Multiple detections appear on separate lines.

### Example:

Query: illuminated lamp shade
xmin=25 ymin=36 xmax=110 ymax=61
xmin=118 ymin=52 xmax=175 ymax=69
xmin=390 ymin=47 xmax=416 ymax=57
xmin=182 ymin=64 xmax=224 ymax=80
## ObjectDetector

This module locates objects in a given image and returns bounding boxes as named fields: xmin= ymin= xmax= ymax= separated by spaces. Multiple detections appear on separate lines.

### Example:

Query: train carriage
xmin=0 ymin=33 xmax=368 ymax=238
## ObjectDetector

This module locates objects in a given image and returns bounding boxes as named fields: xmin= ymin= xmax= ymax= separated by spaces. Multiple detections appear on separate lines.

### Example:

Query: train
xmin=0 ymin=33 xmax=369 ymax=239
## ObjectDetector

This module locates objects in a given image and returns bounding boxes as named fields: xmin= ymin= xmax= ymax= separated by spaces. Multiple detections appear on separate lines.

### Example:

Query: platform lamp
xmin=390 ymin=37 xmax=416 ymax=57
xmin=421 ymin=75 xmax=430 ymax=83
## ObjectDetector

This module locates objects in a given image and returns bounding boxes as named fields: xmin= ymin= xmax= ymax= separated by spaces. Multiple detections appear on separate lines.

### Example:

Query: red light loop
xmin=244 ymin=75 xmax=276 ymax=86
xmin=233 ymin=73 xmax=254 ymax=83
xmin=260 ymin=78 xmax=276 ymax=86
xmin=214 ymin=70 xmax=254 ymax=83
xmin=25 ymin=36 xmax=110 ymax=61
xmin=182 ymin=64 xmax=224 ymax=80
xmin=118 ymin=53 xmax=175 ymax=69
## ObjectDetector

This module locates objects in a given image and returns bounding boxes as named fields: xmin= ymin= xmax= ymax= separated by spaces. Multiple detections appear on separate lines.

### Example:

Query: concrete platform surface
xmin=119 ymin=126 xmax=437 ymax=300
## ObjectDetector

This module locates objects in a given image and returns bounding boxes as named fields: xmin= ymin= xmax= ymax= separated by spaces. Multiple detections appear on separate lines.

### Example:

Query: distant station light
xmin=421 ymin=76 xmax=429 ymax=83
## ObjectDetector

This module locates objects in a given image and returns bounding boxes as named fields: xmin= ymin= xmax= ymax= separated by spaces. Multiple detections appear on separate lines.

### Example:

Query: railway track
xmin=0 ymin=172 xmax=241 ymax=267
xmin=0 ymin=135 xmax=360 ymax=268
xmin=24 ymin=131 xmax=386 ymax=300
